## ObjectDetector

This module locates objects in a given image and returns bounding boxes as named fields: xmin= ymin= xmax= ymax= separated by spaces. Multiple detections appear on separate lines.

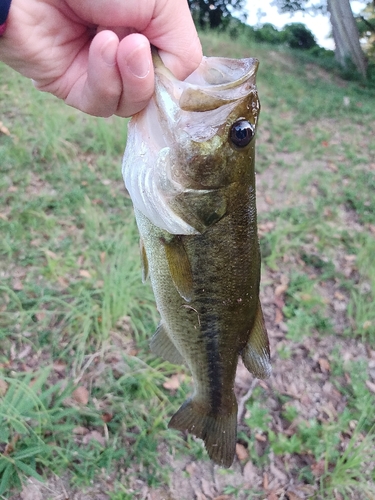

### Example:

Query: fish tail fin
xmin=168 ymin=397 xmax=237 ymax=468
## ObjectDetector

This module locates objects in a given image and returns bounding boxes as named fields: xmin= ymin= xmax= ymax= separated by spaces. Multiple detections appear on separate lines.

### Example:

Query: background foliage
xmin=1 ymin=16 xmax=375 ymax=500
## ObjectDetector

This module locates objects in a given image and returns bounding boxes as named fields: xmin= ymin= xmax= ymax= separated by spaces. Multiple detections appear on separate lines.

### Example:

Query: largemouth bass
xmin=122 ymin=49 xmax=271 ymax=468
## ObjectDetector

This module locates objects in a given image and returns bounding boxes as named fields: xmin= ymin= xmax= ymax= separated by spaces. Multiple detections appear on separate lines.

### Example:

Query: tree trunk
xmin=327 ymin=0 xmax=368 ymax=77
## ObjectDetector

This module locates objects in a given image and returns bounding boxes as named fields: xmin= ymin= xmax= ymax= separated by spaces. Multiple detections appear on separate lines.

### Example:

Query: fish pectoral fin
xmin=140 ymin=238 xmax=149 ymax=283
xmin=161 ymin=236 xmax=193 ymax=302
xmin=169 ymin=397 xmax=237 ymax=468
xmin=241 ymin=301 xmax=272 ymax=379
xmin=170 ymin=189 xmax=228 ymax=234
xmin=150 ymin=323 xmax=185 ymax=365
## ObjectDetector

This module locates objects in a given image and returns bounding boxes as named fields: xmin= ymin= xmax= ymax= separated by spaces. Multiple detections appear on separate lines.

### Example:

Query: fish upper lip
xmin=155 ymin=57 xmax=259 ymax=114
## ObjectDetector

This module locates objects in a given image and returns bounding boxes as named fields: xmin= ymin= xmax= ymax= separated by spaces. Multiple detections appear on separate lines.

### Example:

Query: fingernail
xmin=127 ymin=47 xmax=150 ymax=79
xmin=101 ymin=38 xmax=117 ymax=66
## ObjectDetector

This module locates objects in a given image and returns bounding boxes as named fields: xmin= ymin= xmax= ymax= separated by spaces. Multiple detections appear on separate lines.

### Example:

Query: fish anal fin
xmin=140 ymin=238 xmax=149 ymax=283
xmin=162 ymin=236 xmax=193 ymax=302
xmin=169 ymin=397 xmax=237 ymax=468
xmin=150 ymin=323 xmax=185 ymax=365
xmin=241 ymin=301 xmax=272 ymax=379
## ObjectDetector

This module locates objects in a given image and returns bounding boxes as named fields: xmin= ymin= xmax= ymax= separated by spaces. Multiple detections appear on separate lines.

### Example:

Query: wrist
xmin=0 ymin=0 xmax=12 ymax=36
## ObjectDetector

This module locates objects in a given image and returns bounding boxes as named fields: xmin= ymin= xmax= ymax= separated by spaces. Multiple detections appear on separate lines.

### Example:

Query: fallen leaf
xmin=12 ymin=279 xmax=23 ymax=291
xmin=243 ymin=460 xmax=259 ymax=484
xmin=263 ymin=472 xmax=269 ymax=490
xmin=44 ymin=249 xmax=58 ymax=259
xmin=101 ymin=413 xmax=113 ymax=423
xmin=274 ymin=308 xmax=283 ymax=325
xmin=327 ymin=162 xmax=338 ymax=172
xmin=57 ymin=276 xmax=69 ymax=287
xmin=318 ymin=358 xmax=330 ymax=373
xmin=286 ymin=492 xmax=303 ymax=500
xmin=53 ymin=361 xmax=66 ymax=373
xmin=82 ymin=430 xmax=106 ymax=446
xmin=76 ymin=255 xmax=84 ymax=266
xmin=365 ymin=380 xmax=375 ymax=394
xmin=163 ymin=374 xmax=185 ymax=391
xmin=72 ymin=386 xmax=89 ymax=405
xmin=35 ymin=311 xmax=46 ymax=322
xmin=334 ymin=490 xmax=344 ymax=500
xmin=73 ymin=426 xmax=89 ymax=435
xmin=255 ymin=433 xmax=267 ymax=442
xmin=275 ymin=284 xmax=288 ymax=297
xmin=79 ymin=269 xmax=91 ymax=278
xmin=235 ymin=443 xmax=249 ymax=461
xmin=195 ymin=495 xmax=207 ymax=500
xmin=267 ymin=491 xmax=278 ymax=500
xmin=311 ymin=460 xmax=325 ymax=477
xmin=185 ymin=462 xmax=197 ymax=476
xmin=270 ymin=462 xmax=288 ymax=484
xmin=0 ymin=379 xmax=9 ymax=396
xmin=100 ymin=251 xmax=106 ymax=264
xmin=0 ymin=121 xmax=11 ymax=136
xmin=201 ymin=477 xmax=216 ymax=498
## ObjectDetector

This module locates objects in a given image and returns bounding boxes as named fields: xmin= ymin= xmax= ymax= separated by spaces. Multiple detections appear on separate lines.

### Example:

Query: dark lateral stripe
xmin=201 ymin=313 xmax=223 ymax=412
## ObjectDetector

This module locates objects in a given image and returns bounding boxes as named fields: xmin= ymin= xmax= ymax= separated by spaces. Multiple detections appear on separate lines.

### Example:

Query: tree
xmin=357 ymin=2 xmax=375 ymax=59
xmin=272 ymin=0 xmax=368 ymax=76
xmin=188 ymin=0 xmax=247 ymax=29
xmin=327 ymin=0 xmax=367 ymax=76
xmin=283 ymin=23 xmax=318 ymax=49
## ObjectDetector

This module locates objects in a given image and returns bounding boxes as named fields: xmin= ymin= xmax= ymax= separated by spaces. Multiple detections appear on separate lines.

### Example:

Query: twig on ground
xmin=237 ymin=378 xmax=259 ymax=424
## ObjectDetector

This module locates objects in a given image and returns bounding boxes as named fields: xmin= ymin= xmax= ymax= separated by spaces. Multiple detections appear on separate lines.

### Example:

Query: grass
xmin=1 ymin=30 xmax=375 ymax=499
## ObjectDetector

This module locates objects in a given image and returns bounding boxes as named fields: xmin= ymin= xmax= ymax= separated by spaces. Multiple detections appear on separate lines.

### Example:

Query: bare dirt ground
xmin=12 ymin=159 xmax=375 ymax=500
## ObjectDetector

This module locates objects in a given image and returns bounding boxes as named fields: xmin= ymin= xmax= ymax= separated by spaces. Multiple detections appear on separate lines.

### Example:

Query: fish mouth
xmin=154 ymin=55 xmax=258 ymax=114
xmin=152 ymin=55 xmax=259 ymax=143
xmin=179 ymin=57 xmax=259 ymax=112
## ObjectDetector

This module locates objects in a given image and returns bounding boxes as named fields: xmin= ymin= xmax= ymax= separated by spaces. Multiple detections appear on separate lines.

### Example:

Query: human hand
xmin=0 ymin=0 xmax=202 ymax=117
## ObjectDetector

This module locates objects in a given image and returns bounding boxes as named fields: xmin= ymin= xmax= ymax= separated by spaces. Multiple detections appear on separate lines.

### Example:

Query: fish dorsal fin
xmin=162 ymin=236 xmax=193 ymax=302
xmin=241 ymin=301 xmax=272 ymax=379
xmin=150 ymin=323 xmax=185 ymax=365
xmin=140 ymin=238 xmax=149 ymax=283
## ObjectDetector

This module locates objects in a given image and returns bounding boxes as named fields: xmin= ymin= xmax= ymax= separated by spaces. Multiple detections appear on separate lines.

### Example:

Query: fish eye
xmin=229 ymin=120 xmax=255 ymax=148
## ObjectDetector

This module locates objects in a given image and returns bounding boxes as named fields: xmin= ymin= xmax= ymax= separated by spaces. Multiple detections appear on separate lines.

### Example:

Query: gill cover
xmin=122 ymin=51 xmax=259 ymax=235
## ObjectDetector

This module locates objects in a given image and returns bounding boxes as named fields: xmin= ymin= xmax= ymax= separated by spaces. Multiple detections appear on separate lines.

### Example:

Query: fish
xmin=122 ymin=48 xmax=271 ymax=468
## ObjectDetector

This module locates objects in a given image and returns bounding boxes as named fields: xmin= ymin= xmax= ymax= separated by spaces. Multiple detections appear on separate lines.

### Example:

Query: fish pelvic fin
xmin=150 ymin=323 xmax=185 ymax=365
xmin=168 ymin=397 xmax=237 ymax=468
xmin=241 ymin=300 xmax=272 ymax=379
